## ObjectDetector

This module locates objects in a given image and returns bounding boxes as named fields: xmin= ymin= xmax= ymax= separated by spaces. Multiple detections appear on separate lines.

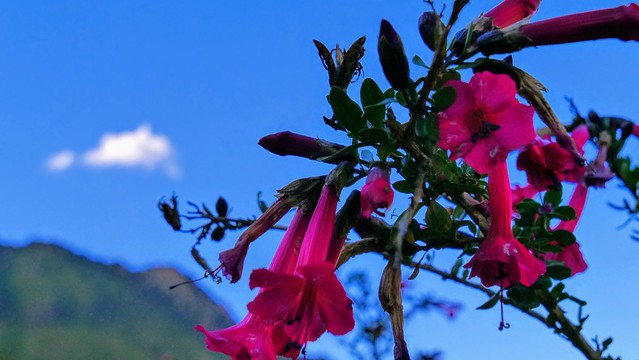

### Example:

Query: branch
xmin=536 ymin=290 xmax=603 ymax=360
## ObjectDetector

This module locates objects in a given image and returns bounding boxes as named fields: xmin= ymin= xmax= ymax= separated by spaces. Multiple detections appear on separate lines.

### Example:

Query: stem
xmin=417 ymin=0 xmax=470 ymax=108
xmin=391 ymin=164 xmax=427 ymax=268
xmin=338 ymin=237 xmax=604 ymax=360
xmin=536 ymin=290 xmax=602 ymax=360
xmin=182 ymin=215 xmax=289 ymax=232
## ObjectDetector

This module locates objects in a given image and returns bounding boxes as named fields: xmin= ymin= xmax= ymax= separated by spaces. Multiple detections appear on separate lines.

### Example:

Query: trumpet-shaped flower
xmin=546 ymin=182 xmax=588 ymax=275
xmin=196 ymin=209 xmax=312 ymax=359
xmin=360 ymin=165 xmax=394 ymax=219
xmin=464 ymin=162 xmax=546 ymax=288
xmin=248 ymin=169 xmax=355 ymax=348
xmin=517 ymin=125 xmax=590 ymax=190
xmin=437 ymin=71 xmax=535 ymax=174
xmin=485 ymin=0 xmax=542 ymax=28
xmin=479 ymin=4 xmax=639 ymax=55
xmin=516 ymin=139 xmax=571 ymax=190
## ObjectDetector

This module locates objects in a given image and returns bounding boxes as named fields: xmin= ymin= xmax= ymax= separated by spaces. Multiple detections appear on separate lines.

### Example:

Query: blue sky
xmin=1 ymin=1 xmax=638 ymax=359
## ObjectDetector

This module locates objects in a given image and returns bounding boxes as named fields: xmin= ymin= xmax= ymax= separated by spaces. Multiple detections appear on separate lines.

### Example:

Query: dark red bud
xmin=378 ymin=20 xmax=411 ymax=91
xmin=418 ymin=12 xmax=445 ymax=51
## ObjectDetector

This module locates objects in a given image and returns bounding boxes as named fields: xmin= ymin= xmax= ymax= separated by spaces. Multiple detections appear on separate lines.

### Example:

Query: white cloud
xmin=44 ymin=124 xmax=180 ymax=178
xmin=46 ymin=150 xmax=76 ymax=171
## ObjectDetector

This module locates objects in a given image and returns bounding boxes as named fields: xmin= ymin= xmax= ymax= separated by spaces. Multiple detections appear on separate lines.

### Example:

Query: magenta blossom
xmin=546 ymin=183 xmax=588 ymax=275
xmin=360 ymin=165 xmax=394 ymax=219
xmin=437 ymin=71 xmax=536 ymax=174
xmin=516 ymin=138 xmax=571 ymax=191
xmin=511 ymin=184 xmax=538 ymax=208
xmin=465 ymin=162 xmax=546 ymax=288
xmin=479 ymin=4 xmax=639 ymax=55
xmin=634 ymin=124 xmax=639 ymax=138
xmin=248 ymin=171 xmax=355 ymax=347
xmin=218 ymin=196 xmax=292 ymax=283
xmin=485 ymin=0 xmax=542 ymax=28
xmin=196 ymin=209 xmax=312 ymax=360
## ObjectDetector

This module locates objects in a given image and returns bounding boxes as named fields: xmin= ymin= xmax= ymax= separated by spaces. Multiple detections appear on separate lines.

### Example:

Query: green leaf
xmin=531 ymin=275 xmax=552 ymax=290
xmin=553 ymin=205 xmax=576 ymax=221
xmin=546 ymin=262 xmax=572 ymax=280
xmin=395 ymin=91 xmax=407 ymax=107
xmin=507 ymin=286 xmax=541 ymax=309
xmin=359 ymin=128 xmax=389 ymax=145
xmin=383 ymin=88 xmax=395 ymax=99
xmin=412 ymin=55 xmax=429 ymax=69
xmin=328 ymin=87 xmax=364 ymax=133
xmin=317 ymin=142 xmax=366 ymax=163
xmin=414 ymin=113 xmax=439 ymax=140
xmin=450 ymin=258 xmax=463 ymax=277
xmin=257 ymin=191 xmax=268 ymax=213
xmin=426 ymin=200 xmax=452 ymax=232
xmin=393 ymin=180 xmax=414 ymax=194
xmin=431 ymin=86 xmax=456 ymax=111
xmin=360 ymin=78 xmax=386 ymax=128
xmin=544 ymin=187 xmax=562 ymax=207
xmin=550 ymin=229 xmax=576 ymax=246
xmin=377 ymin=144 xmax=397 ymax=161
xmin=476 ymin=292 xmax=500 ymax=310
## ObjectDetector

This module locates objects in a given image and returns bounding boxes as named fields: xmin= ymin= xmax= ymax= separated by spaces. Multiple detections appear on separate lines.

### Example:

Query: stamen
xmin=498 ymin=283 xmax=510 ymax=331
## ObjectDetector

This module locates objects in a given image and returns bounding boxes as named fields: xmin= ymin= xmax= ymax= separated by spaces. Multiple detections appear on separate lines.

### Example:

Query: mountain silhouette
xmin=0 ymin=242 xmax=233 ymax=360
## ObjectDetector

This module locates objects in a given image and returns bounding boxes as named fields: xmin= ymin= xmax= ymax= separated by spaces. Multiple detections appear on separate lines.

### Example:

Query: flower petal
xmin=470 ymin=72 xmax=520 ymax=114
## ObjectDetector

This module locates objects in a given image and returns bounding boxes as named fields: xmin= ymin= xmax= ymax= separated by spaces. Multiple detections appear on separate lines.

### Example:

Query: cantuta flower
xmin=218 ymin=176 xmax=326 ymax=283
xmin=546 ymin=182 xmax=588 ymax=275
xmin=218 ymin=196 xmax=292 ymax=283
xmin=437 ymin=71 xmax=536 ymax=174
xmin=485 ymin=0 xmax=542 ymax=28
xmin=517 ymin=138 xmax=571 ymax=191
xmin=511 ymin=183 xmax=538 ymax=208
xmin=196 ymin=209 xmax=312 ymax=360
xmin=479 ymin=4 xmax=639 ymax=55
xmin=360 ymin=164 xmax=394 ymax=219
xmin=464 ymin=161 xmax=546 ymax=288
xmin=248 ymin=164 xmax=355 ymax=348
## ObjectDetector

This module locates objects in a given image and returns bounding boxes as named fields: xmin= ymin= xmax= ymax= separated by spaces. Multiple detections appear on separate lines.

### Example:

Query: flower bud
xmin=378 ymin=20 xmax=411 ymax=91
xmin=360 ymin=164 xmax=394 ymax=219
xmin=418 ymin=12 xmax=445 ymax=51
xmin=258 ymin=131 xmax=357 ymax=164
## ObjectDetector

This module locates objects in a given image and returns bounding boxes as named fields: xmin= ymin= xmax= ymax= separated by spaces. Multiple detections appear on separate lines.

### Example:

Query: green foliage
xmin=329 ymin=87 xmax=365 ymax=134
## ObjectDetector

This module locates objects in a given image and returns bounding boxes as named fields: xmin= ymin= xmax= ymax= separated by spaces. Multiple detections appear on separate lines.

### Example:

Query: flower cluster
xmin=196 ymin=164 xmax=394 ymax=359
xmin=437 ymin=71 xmax=545 ymax=288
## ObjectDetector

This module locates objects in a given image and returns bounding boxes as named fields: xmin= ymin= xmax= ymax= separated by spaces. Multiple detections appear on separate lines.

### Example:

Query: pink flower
xmin=479 ymin=4 xmax=639 ymax=55
xmin=360 ymin=165 xmax=394 ymax=219
xmin=633 ymin=124 xmax=639 ymax=138
xmin=437 ymin=71 xmax=535 ymax=174
xmin=196 ymin=209 xmax=312 ymax=359
xmin=432 ymin=301 xmax=461 ymax=319
xmin=485 ymin=0 xmax=542 ymax=28
xmin=218 ymin=196 xmax=293 ymax=283
xmin=248 ymin=172 xmax=355 ymax=347
xmin=464 ymin=162 xmax=546 ymax=288
xmin=546 ymin=182 xmax=588 ymax=275
xmin=516 ymin=139 xmax=571 ymax=190
xmin=194 ymin=316 xmax=282 ymax=360
xmin=511 ymin=183 xmax=538 ymax=208
xmin=516 ymin=125 xmax=590 ymax=192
